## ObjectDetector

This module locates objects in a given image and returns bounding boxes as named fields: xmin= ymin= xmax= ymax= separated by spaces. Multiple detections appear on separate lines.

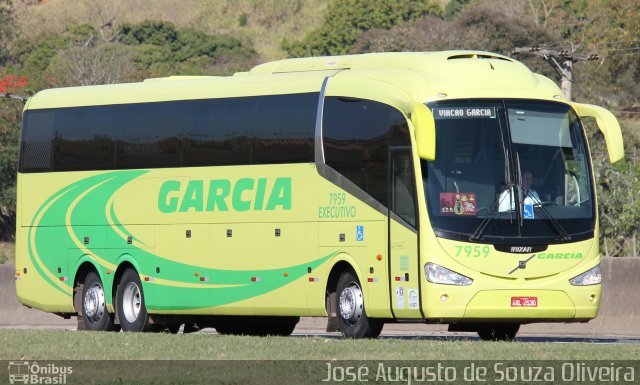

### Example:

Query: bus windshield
xmin=423 ymin=100 xmax=595 ymax=244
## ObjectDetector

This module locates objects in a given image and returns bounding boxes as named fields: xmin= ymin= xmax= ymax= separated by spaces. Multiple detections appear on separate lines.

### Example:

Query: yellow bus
xmin=15 ymin=51 xmax=624 ymax=340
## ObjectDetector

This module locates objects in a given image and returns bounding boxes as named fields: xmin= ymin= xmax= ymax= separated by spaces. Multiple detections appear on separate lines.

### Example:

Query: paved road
xmin=1 ymin=318 xmax=638 ymax=344
xmin=289 ymin=331 xmax=640 ymax=344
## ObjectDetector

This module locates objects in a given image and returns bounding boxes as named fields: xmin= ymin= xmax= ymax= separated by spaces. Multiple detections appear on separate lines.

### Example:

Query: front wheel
xmin=116 ymin=269 xmax=151 ymax=332
xmin=477 ymin=323 xmax=520 ymax=341
xmin=335 ymin=270 xmax=383 ymax=338
xmin=81 ymin=272 xmax=115 ymax=331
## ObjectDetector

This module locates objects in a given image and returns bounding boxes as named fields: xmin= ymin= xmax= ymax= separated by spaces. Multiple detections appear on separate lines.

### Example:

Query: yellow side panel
xmin=389 ymin=219 xmax=421 ymax=318
xmin=317 ymin=220 xmax=390 ymax=318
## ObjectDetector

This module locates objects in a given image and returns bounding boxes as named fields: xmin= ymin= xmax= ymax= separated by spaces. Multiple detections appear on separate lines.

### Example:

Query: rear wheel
xmin=116 ymin=269 xmax=151 ymax=332
xmin=335 ymin=270 xmax=383 ymax=338
xmin=477 ymin=323 xmax=520 ymax=341
xmin=81 ymin=272 xmax=115 ymax=331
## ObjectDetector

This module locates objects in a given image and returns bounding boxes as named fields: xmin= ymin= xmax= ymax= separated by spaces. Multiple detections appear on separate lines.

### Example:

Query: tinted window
xmin=20 ymin=111 xmax=55 ymax=172
xmin=423 ymin=99 xmax=595 ymax=244
xmin=391 ymin=151 xmax=417 ymax=227
xmin=116 ymin=102 xmax=183 ymax=169
xmin=20 ymin=93 xmax=318 ymax=173
xmin=323 ymin=97 xmax=410 ymax=206
xmin=54 ymin=106 xmax=116 ymax=171
xmin=184 ymin=98 xmax=252 ymax=166
xmin=252 ymin=93 xmax=317 ymax=164
xmin=184 ymin=93 xmax=317 ymax=166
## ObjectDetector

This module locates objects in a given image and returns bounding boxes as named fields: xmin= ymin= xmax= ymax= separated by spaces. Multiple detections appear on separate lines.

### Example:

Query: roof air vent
xmin=447 ymin=54 xmax=512 ymax=62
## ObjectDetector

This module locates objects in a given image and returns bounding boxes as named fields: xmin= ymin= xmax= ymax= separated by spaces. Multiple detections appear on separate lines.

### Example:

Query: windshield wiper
xmin=469 ymin=144 xmax=515 ymax=242
xmin=523 ymin=190 xmax=571 ymax=241
xmin=515 ymin=151 xmax=570 ymax=241
xmin=469 ymin=206 xmax=498 ymax=242
xmin=469 ymin=184 xmax=515 ymax=241
xmin=515 ymin=152 xmax=525 ymax=228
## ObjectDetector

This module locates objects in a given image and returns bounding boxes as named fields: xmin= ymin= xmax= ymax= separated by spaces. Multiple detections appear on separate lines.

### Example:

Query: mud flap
xmin=326 ymin=291 xmax=339 ymax=332
xmin=73 ymin=283 xmax=86 ymax=331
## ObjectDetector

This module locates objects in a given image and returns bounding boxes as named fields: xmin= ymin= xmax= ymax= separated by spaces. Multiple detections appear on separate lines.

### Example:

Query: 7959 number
xmin=454 ymin=245 xmax=490 ymax=258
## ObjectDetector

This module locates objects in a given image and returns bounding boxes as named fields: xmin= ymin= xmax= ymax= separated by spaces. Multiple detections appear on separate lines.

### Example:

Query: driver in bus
xmin=498 ymin=170 xmax=541 ymax=212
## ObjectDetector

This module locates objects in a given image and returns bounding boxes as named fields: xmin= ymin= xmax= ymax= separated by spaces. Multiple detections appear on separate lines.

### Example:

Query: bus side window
xmin=185 ymin=98 xmax=252 ymax=167
xmin=20 ymin=111 xmax=55 ymax=172
xmin=391 ymin=151 xmax=417 ymax=227
xmin=116 ymin=102 xmax=184 ymax=169
xmin=54 ymin=106 xmax=117 ymax=171
xmin=322 ymin=97 xmax=411 ymax=207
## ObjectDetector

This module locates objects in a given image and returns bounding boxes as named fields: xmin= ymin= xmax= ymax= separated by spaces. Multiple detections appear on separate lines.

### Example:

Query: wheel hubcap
xmin=339 ymin=282 xmax=364 ymax=325
xmin=84 ymin=283 xmax=105 ymax=323
xmin=122 ymin=282 xmax=142 ymax=323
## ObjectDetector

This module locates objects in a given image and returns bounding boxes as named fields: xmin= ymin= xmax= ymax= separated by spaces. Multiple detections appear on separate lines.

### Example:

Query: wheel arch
xmin=326 ymin=261 xmax=356 ymax=299
xmin=324 ymin=254 xmax=363 ymax=332
xmin=112 ymin=254 xmax=141 ymax=299
xmin=324 ymin=254 xmax=384 ymax=338
xmin=72 ymin=257 xmax=116 ymax=331
xmin=111 ymin=254 xmax=143 ymax=317
xmin=72 ymin=257 xmax=103 ymax=314
xmin=325 ymin=253 xmax=365 ymax=299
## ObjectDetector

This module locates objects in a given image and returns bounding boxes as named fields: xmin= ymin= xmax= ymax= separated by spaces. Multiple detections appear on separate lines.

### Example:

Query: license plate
xmin=511 ymin=296 xmax=538 ymax=307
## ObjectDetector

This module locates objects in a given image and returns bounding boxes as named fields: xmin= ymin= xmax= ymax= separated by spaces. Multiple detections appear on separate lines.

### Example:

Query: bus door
xmin=388 ymin=148 xmax=422 ymax=318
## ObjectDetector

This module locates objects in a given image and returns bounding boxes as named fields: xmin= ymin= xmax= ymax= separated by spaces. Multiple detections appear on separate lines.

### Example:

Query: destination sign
xmin=433 ymin=107 xmax=497 ymax=120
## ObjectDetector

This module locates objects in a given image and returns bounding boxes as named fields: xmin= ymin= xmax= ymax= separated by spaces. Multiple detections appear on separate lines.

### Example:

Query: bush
xmin=283 ymin=0 xmax=441 ymax=57
xmin=119 ymin=20 xmax=257 ymax=76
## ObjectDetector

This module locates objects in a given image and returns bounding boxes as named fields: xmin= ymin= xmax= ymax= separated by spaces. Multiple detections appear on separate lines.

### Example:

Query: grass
xmin=0 ymin=241 xmax=15 ymax=265
xmin=1 ymin=329 xmax=639 ymax=361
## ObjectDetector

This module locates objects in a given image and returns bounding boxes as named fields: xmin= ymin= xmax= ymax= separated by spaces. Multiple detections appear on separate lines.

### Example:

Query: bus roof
xmin=26 ymin=51 xmax=565 ymax=110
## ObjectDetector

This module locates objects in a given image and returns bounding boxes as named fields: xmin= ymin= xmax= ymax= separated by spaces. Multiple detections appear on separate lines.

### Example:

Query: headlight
xmin=569 ymin=264 xmax=601 ymax=286
xmin=425 ymin=263 xmax=473 ymax=285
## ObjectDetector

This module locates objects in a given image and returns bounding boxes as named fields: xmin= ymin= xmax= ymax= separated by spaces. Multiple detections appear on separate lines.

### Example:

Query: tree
xmin=0 ymin=74 xmax=27 ymax=93
xmin=586 ymin=121 xmax=640 ymax=257
xmin=283 ymin=0 xmax=441 ymax=57
xmin=47 ymin=25 xmax=134 ymax=86
xmin=443 ymin=0 xmax=470 ymax=20
xmin=579 ymin=0 xmax=640 ymax=109
xmin=119 ymin=20 xmax=257 ymax=77
xmin=0 ymin=0 xmax=16 ymax=65
xmin=352 ymin=2 xmax=560 ymax=78
xmin=0 ymin=73 xmax=26 ymax=240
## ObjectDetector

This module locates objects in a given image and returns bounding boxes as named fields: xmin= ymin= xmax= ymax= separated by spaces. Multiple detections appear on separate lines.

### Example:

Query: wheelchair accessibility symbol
xmin=523 ymin=204 xmax=534 ymax=219
xmin=356 ymin=225 xmax=364 ymax=241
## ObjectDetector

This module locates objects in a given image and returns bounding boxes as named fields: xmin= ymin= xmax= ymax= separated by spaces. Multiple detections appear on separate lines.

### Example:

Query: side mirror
xmin=411 ymin=102 xmax=436 ymax=160
xmin=572 ymin=103 xmax=624 ymax=163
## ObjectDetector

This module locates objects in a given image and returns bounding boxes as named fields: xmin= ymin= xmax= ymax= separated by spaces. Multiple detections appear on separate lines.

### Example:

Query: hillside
xmin=14 ymin=0 xmax=329 ymax=61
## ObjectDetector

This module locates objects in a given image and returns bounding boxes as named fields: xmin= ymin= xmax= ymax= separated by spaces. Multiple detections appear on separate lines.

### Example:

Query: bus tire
xmin=116 ymin=269 xmax=151 ymax=332
xmin=335 ymin=270 xmax=383 ymax=338
xmin=81 ymin=271 xmax=115 ymax=331
xmin=477 ymin=323 xmax=520 ymax=341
